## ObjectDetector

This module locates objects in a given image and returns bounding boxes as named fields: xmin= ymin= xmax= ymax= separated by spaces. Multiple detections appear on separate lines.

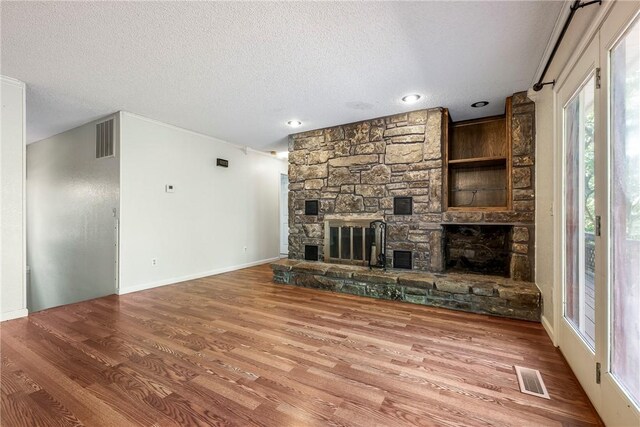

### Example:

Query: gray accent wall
xmin=26 ymin=115 xmax=119 ymax=312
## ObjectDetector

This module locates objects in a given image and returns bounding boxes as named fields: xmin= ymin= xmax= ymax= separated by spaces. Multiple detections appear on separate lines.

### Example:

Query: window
xmin=564 ymin=73 xmax=596 ymax=349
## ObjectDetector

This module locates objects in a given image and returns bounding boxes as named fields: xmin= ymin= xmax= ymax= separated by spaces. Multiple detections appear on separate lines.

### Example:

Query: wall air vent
xmin=305 ymin=200 xmax=319 ymax=216
xmin=96 ymin=119 xmax=115 ymax=159
xmin=304 ymin=245 xmax=319 ymax=261
xmin=393 ymin=250 xmax=412 ymax=269
xmin=394 ymin=197 xmax=413 ymax=215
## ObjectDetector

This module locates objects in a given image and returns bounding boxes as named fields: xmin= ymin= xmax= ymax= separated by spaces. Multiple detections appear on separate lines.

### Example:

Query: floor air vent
xmin=514 ymin=366 xmax=550 ymax=399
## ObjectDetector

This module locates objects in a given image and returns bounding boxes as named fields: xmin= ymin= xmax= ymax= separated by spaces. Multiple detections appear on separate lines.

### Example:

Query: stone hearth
xmin=271 ymin=259 xmax=541 ymax=322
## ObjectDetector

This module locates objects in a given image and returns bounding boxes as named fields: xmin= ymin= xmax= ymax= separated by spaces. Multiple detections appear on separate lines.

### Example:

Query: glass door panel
xmin=340 ymin=226 xmax=351 ymax=259
xmin=353 ymin=227 xmax=364 ymax=260
xmin=610 ymin=15 xmax=640 ymax=407
xmin=564 ymin=75 xmax=597 ymax=350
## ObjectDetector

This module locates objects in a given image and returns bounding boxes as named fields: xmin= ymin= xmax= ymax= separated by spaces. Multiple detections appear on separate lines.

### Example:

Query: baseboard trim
xmin=1 ymin=308 xmax=28 ymax=322
xmin=541 ymin=315 xmax=556 ymax=346
xmin=117 ymin=257 xmax=280 ymax=296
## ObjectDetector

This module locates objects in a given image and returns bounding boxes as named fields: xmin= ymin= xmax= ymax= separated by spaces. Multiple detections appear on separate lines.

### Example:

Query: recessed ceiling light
xmin=471 ymin=101 xmax=489 ymax=108
xmin=287 ymin=120 xmax=302 ymax=127
xmin=401 ymin=94 xmax=422 ymax=104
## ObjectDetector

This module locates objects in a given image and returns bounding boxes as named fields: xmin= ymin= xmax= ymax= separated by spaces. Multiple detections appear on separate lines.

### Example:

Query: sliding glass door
xmin=559 ymin=34 xmax=601 ymax=404
xmin=557 ymin=3 xmax=640 ymax=424
xmin=608 ymin=10 xmax=640 ymax=412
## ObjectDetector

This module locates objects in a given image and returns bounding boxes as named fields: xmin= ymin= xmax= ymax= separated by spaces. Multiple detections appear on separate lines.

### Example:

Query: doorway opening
xmin=280 ymin=173 xmax=289 ymax=256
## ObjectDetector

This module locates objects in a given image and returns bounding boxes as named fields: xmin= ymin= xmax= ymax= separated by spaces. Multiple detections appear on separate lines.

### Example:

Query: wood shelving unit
xmin=444 ymin=97 xmax=512 ymax=211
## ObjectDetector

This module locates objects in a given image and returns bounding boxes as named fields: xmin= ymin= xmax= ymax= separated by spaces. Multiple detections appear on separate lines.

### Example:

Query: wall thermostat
xmin=216 ymin=158 xmax=229 ymax=167
xmin=165 ymin=184 xmax=175 ymax=193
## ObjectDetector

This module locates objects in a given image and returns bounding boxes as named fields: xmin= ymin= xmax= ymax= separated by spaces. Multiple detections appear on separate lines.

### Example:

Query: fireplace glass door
xmin=325 ymin=220 xmax=375 ymax=265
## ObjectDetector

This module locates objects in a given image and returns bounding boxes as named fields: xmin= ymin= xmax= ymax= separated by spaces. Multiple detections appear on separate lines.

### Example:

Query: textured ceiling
xmin=1 ymin=1 xmax=562 ymax=149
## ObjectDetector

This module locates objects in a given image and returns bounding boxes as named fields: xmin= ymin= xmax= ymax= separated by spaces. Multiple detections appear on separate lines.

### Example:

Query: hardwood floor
xmin=1 ymin=263 xmax=602 ymax=426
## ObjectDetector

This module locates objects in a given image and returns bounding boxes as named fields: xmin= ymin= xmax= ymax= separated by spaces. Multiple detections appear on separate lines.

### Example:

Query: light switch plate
xmin=165 ymin=184 xmax=175 ymax=193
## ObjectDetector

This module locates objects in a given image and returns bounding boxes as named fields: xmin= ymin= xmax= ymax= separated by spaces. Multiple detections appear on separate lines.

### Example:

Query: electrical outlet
xmin=243 ymin=246 xmax=247 ymax=252
xmin=151 ymin=258 xmax=157 ymax=266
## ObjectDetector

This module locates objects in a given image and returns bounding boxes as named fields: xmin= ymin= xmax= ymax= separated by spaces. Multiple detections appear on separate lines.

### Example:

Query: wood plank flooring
xmin=1 ymin=263 xmax=602 ymax=426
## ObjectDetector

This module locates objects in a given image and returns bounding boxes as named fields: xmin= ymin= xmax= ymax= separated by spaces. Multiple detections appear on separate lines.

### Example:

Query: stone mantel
xmin=323 ymin=214 xmax=382 ymax=221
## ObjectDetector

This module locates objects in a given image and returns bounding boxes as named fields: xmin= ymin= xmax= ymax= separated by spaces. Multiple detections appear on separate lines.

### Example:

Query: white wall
xmin=26 ymin=115 xmax=120 ymax=312
xmin=532 ymin=4 xmax=601 ymax=341
xmin=1 ymin=76 xmax=27 ymax=321
xmin=118 ymin=112 xmax=287 ymax=294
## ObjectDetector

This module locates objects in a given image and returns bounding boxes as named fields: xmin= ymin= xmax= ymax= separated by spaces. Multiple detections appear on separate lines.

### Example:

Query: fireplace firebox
xmin=444 ymin=224 xmax=512 ymax=277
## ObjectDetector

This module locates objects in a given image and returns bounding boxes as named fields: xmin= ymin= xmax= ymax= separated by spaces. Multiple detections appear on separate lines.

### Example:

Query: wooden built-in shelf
xmin=447 ymin=156 xmax=507 ymax=168
xmin=444 ymin=97 xmax=512 ymax=211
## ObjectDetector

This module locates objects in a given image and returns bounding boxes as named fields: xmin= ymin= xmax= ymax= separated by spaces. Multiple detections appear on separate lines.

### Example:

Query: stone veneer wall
xmin=288 ymin=91 xmax=535 ymax=280
xmin=288 ymin=107 xmax=446 ymax=271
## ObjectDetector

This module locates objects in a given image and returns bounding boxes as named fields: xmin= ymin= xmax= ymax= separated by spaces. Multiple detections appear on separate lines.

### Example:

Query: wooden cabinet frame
xmin=443 ymin=97 xmax=512 ymax=211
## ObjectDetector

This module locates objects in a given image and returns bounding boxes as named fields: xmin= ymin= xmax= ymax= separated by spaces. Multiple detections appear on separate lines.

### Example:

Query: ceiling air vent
xmin=96 ymin=119 xmax=115 ymax=159
xmin=514 ymin=366 xmax=550 ymax=399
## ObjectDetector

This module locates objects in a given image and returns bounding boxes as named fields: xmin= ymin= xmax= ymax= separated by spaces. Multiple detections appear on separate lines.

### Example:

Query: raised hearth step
xmin=271 ymin=259 xmax=541 ymax=322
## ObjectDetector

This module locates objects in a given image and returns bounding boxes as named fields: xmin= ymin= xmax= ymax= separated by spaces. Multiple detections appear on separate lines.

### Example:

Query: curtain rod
xmin=533 ymin=0 xmax=602 ymax=91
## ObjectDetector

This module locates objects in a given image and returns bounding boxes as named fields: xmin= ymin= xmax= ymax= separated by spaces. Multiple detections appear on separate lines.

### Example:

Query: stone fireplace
xmin=275 ymin=92 xmax=539 ymax=321
xmin=288 ymin=107 xmax=447 ymax=271
xmin=287 ymin=91 xmax=535 ymax=282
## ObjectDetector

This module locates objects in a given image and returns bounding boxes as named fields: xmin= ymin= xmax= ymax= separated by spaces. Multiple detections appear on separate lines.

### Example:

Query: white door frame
xmin=555 ymin=32 xmax=601 ymax=407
